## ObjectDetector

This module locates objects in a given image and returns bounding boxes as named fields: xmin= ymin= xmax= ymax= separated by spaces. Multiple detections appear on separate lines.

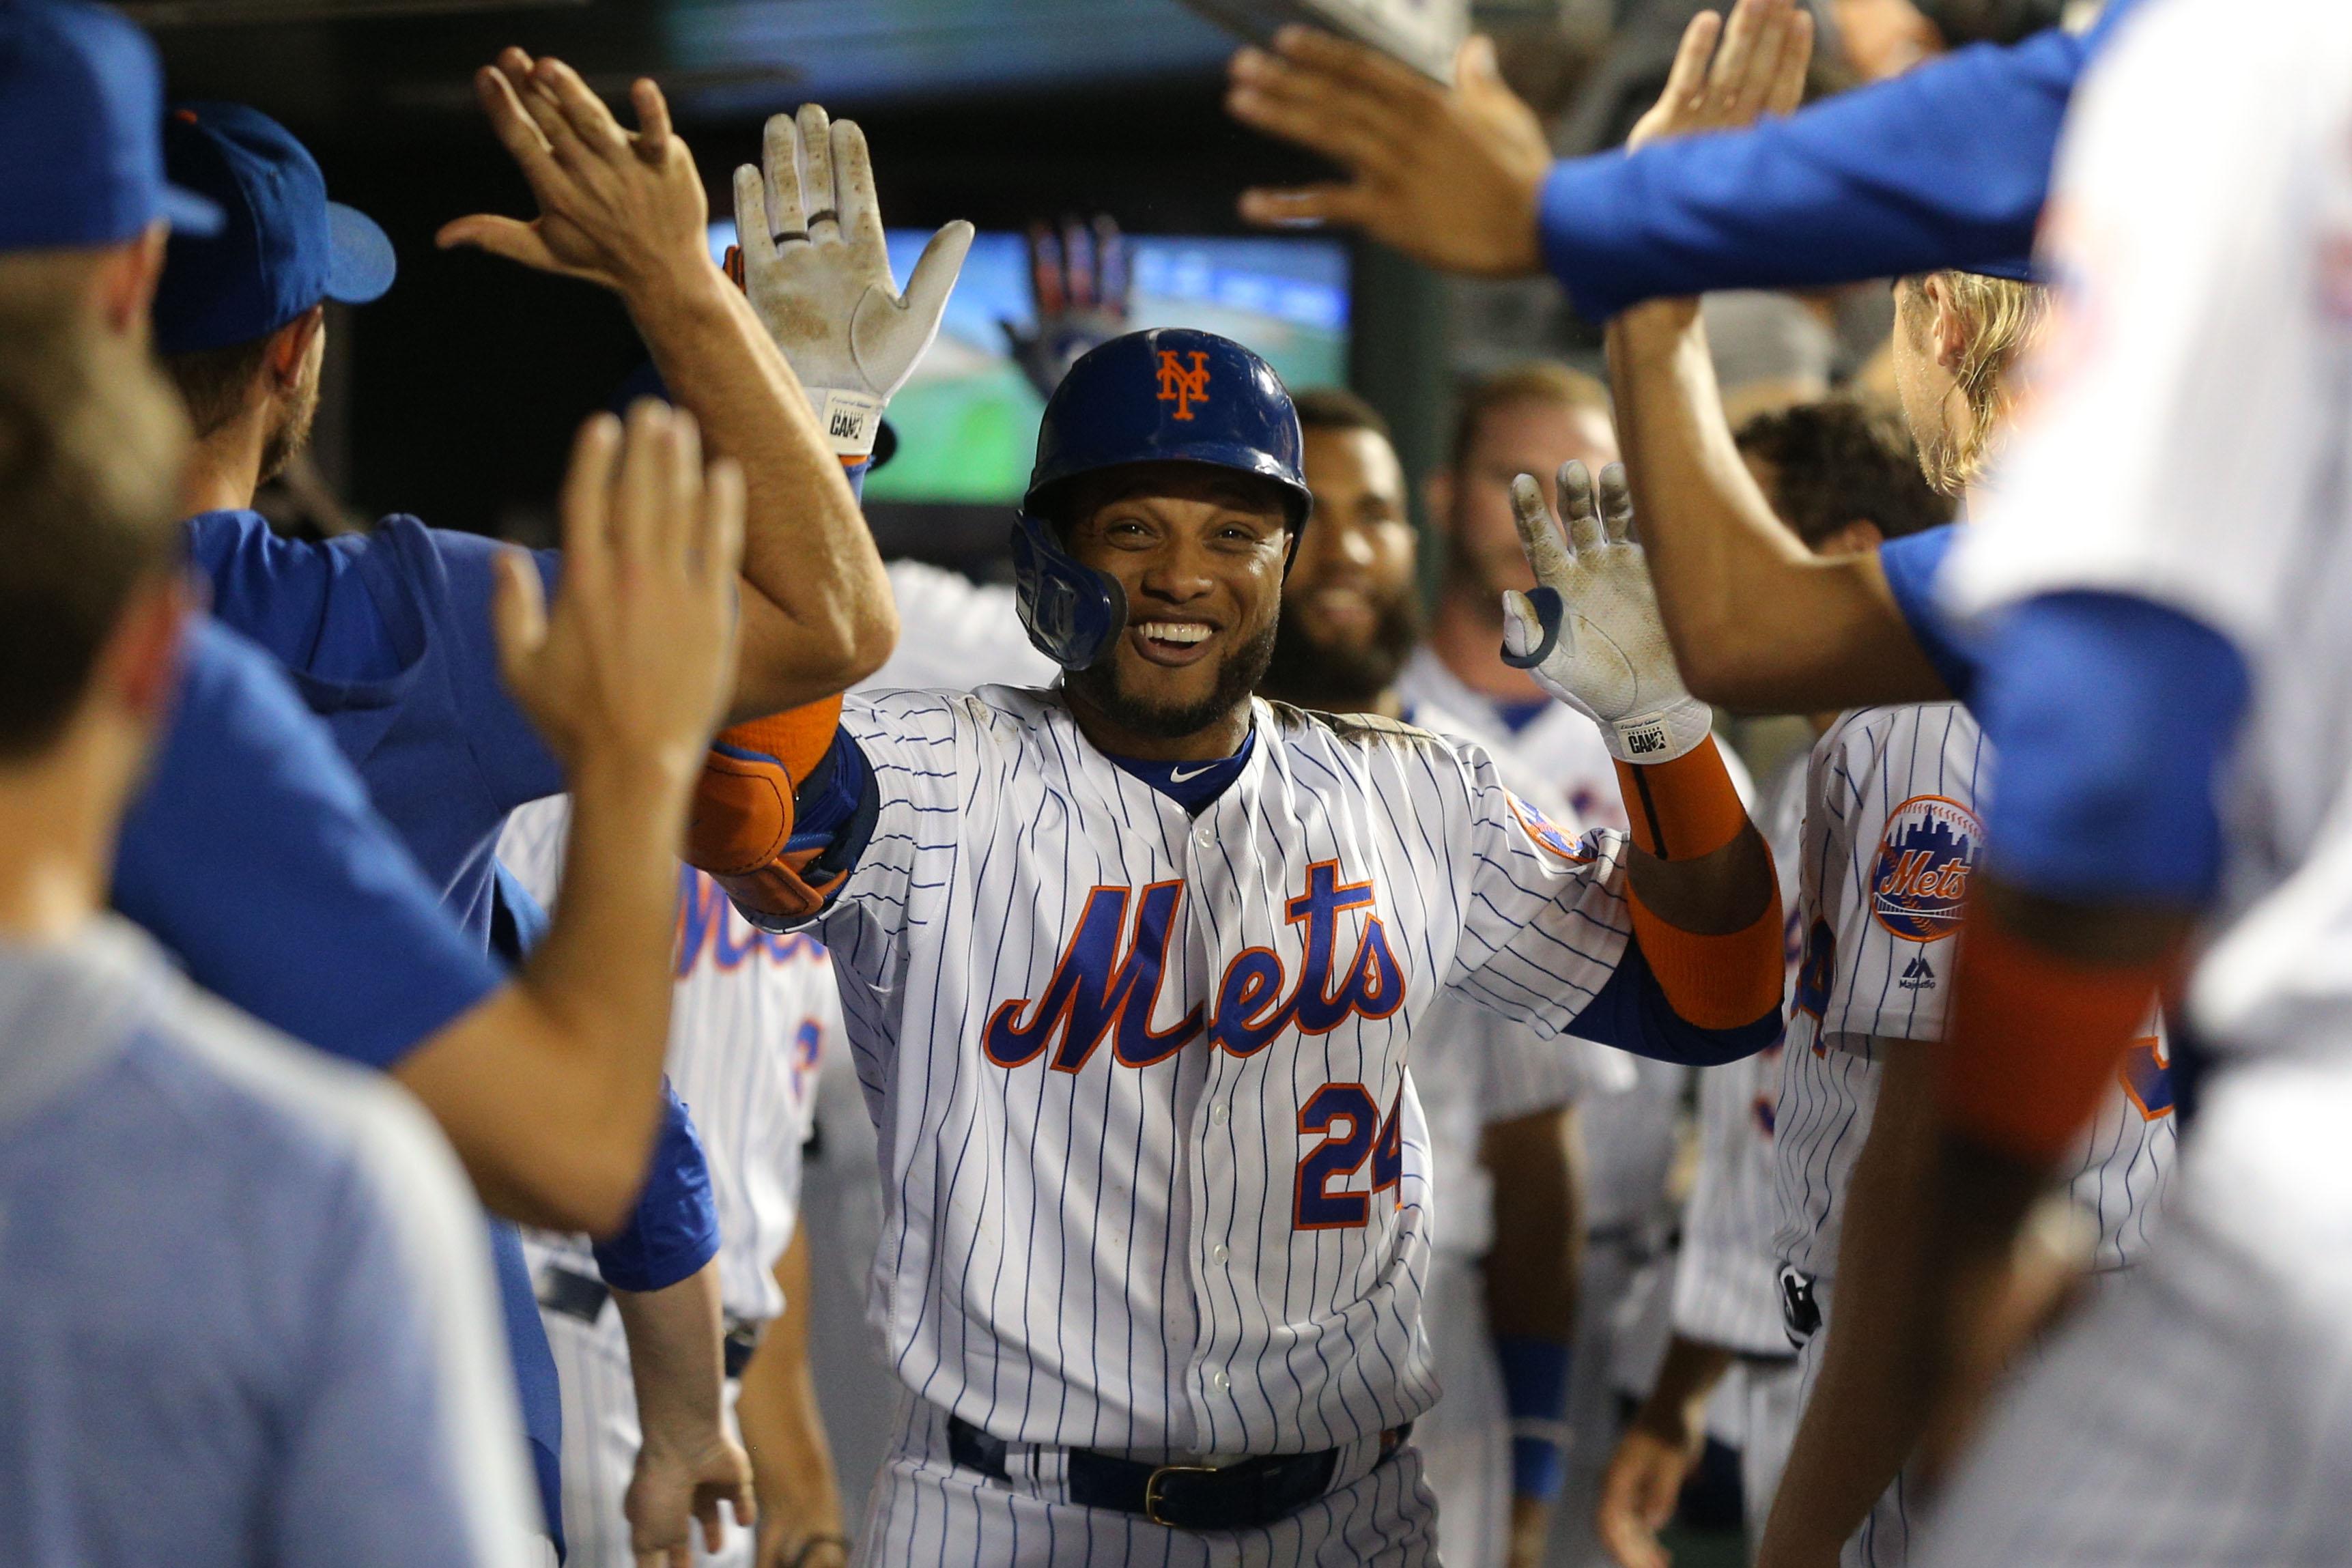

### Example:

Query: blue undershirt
xmin=1102 ymin=729 xmax=1258 ymax=814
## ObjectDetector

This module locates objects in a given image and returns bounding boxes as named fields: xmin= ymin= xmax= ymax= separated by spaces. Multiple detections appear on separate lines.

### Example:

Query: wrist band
xmin=1942 ymin=907 xmax=2166 ymax=1164
xmin=808 ymin=386 xmax=885 ymax=457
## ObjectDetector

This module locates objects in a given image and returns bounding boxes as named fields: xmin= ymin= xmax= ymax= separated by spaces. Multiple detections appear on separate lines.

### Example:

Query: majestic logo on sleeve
xmin=1869 ymin=796 xmax=1981 ymax=941
xmin=1155 ymin=350 xmax=1211 ymax=420
xmin=981 ymin=863 xmax=1405 ymax=1074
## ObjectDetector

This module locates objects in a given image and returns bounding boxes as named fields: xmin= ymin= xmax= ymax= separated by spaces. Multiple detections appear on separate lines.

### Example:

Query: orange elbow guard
xmin=688 ymin=698 xmax=845 ymax=924
xmin=1940 ymin=913 xmax=2166 ymax=1166
xmin=1613 ymin=737 xmax=1747 ymax=861
xmin=1628 ymin=885 xmax=1785 ymax=1030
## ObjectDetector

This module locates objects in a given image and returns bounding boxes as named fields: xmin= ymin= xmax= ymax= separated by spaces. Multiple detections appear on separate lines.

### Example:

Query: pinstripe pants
xmin=855 ymin=1396 xmax=1441 ymax=1567
xmin=1918 ymin=1056 xmax=2352 ymax=1567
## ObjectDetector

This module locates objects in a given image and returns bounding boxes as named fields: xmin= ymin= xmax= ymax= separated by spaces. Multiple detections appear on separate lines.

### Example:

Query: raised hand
xmin=730 ymin=104 xmax=973 ymax=458
xmin=1002 ymin=215 xmax=1131 ymax=403
xmin=1499 ymin=460 xmax=1714 ymax=764
xmin=437 ymin=49 xmax=710 ymax=296
xmin=492 ymin=401 xmax=745 ymax=781
xmin=1225 ymin=27 xmax=1550 ymax=277
xmin=1626 ymin=0 xmax=1814 ymax=152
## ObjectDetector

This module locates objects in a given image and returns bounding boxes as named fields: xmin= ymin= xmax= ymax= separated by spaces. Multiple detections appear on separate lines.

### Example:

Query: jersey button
xmin=1194 ymin=822 xmax=1215 ymax=847
xmin=1210 ymin=1242 xmax=1230 ymax=1264
xmin=1208 ymin=1367 xmax=1230 ymax=1393
xmin=1209 ymin=1101 xmax=1230 ymax=1126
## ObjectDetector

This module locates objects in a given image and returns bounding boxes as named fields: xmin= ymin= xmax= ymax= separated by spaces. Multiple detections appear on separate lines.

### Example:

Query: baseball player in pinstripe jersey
xmin=1261 ymin=385 xmax=1629 ymax=1568
xmin=683 ymin=324 xmax=1789 ymax=1565
xmin=502 ymin=795 xmax=851 ymax=1568
xmin=1598 ymin=399 xmax=1953 ymax=1568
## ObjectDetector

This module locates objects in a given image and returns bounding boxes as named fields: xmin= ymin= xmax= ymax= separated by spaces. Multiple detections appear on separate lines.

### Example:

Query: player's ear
xmin=268 ymin=306 xmax=327 ymax=387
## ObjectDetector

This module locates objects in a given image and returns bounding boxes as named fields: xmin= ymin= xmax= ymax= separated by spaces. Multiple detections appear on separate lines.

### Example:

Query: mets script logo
xmin=982 ymin=861 xmax=1404 ymax=1072
xmin=1156 ymin=350 xmax=1211 ymax=421
xmin=676 ymin=866 xmax=823 ymax=977
xmin=1870 ymin=795 xmax=1981 ymax=941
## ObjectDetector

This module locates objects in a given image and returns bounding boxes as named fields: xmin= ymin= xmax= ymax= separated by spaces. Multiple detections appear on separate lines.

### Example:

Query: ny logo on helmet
xmin=1155 ymin=350 xmax=1211 ymax=421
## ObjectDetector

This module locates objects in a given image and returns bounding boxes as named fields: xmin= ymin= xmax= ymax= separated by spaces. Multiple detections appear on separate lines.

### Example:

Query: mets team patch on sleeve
xmin=1507 ymin=791 xmax=1591 ymax=862
xmin=1870 ymin=795 xmax=1981 ymax=941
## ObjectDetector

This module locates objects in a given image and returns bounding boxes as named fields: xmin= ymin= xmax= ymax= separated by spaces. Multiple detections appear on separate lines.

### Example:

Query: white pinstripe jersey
xmin=1403 ymin=700 xmax=1630 ymax=1264
xmin=1773 ymin=706 xmax=2175 ymax=1282
xmin=1673 ymin=751 xmax=1802 ymax=1355
xmin=1944 ymin=0 xmax=2352 ymax=1081
xmin=812 ymin=685 xmax=1642 ymax=1455
xmin=499 ymin=797 xmax=838 ymax=1326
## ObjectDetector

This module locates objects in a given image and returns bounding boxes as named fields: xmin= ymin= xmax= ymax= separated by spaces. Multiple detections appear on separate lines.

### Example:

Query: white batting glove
xmin=1500 ymin=460 xmax=1714 ymax=765
xmin=731 ymin=104 xmax=974 ymax=458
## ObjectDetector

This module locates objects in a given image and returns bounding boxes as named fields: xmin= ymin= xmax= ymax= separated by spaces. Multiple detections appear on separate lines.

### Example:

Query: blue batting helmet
xmin=1011 ymin=327 xmax=1312 ymax=670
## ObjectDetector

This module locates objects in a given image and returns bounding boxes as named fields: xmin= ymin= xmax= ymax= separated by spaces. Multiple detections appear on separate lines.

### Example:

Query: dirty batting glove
xmin=731 ymin=103 xmax=973 ymax=458
xmin=1500 ymin=460 xmax=1714 ymax=765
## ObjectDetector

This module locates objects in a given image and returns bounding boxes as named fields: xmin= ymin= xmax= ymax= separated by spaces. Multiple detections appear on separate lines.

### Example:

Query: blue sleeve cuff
xmin=591 ymin=1079 xmax=720 ymax=1292
xmin=1978 ymin=592 xmax=2248 ymax=904
xmin=1563 ymin=939 xmax=1782 ymax=1066
xmin=1877 ymin=525 xmax=1977 ymax=707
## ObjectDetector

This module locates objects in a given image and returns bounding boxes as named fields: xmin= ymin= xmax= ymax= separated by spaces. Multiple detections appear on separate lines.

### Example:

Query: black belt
xmin=946 ymin=1415 xmax=1406 ymax=1531
xmin=537 ymin=1265 xmax=763 ymax=1378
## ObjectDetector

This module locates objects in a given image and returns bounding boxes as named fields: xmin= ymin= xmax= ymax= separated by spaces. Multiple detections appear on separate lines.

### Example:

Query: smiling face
xmin=1261 ymin=424 xmax=1419 ymax=713
xmin=1058 ymin=461 xmax=1295 ymax=755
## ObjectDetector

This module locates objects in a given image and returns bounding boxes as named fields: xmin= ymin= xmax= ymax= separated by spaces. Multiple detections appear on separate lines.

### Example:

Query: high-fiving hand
xmin=1002 ymin=215 xmax=1130 ymax=403
xmin=492 ymin=401 xmax=745 ymax=783
xmin=1499 ymin=460 xmax=1714 ymax=765
xmin=730 ymin=104 xmax=973 ymax=459
xmin=1626 ymin=0 xmax=1813 ymax=152
xmin=1225 ymin=27 xmax=1550 ymax=276
xmin=437 ymin=49 xmax=709 ymax=296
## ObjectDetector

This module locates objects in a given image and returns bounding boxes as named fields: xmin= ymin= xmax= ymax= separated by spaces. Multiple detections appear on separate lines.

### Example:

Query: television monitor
xmin=707 ymin=223 xmax=1350 ymax=503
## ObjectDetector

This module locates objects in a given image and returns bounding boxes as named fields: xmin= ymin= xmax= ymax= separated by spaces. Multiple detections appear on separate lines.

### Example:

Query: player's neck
xmin=1427 ymin=582 xmax=1546 ymax=702
xmin=0 ymin=743 xmax=117 ymax=943
xmin=177 ymin=423 xmax=265 ymax=518
xmin=1064 ymin=687 xmax=1254 ymax=764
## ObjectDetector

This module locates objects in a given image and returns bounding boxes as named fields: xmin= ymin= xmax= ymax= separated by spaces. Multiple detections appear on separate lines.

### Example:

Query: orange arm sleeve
xmin=1613 ymin=737 xmax=1784 ymax=1030
xmin=687 ymin=698 xmax=847 ymax=924
xmin=1940 ymin=910 xmax=2168 ymax=1165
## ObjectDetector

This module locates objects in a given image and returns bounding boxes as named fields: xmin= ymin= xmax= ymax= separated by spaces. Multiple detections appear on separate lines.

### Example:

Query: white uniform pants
xmin=1738 ymin=1354 xmax=1804 ymax=1533
xmin=1918 ymin=1056 xmax=2352 ymax=1568
xmin=1786 ymin=1274 xmax=1921 ymax=1568
xmin=854 ymin=1396 xmax=1439 ymax=1567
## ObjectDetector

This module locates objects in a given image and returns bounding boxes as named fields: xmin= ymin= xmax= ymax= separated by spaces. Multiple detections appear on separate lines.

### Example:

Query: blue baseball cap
xmin=0 ymin=0 xmax=221 ymax=249
xmin=153 ymin=100 xmax=395 ymax=355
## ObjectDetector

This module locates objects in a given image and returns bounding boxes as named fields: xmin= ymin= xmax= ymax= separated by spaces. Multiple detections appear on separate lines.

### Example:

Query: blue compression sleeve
xmin=1976 ymin=592 xmax=2248 ymax=904
xmin=1563 ymin=941 xmax=1782 ymax=1066
xmin=1536 ymin=1 xmax=2144 ymax=320
xmin=1494 ymin=1335 xmax=1572 ymax=1501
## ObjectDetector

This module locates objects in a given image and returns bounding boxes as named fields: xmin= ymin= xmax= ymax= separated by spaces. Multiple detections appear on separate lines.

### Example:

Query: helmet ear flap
xmin=1011 ymin=509 xmax=1129 ymax=670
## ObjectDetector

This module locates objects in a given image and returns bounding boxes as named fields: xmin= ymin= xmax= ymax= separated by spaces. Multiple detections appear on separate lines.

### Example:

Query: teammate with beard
xmin=686 ymin=327 xmax=1786 ymax=1565
xmin=1260 ymin=388 xmax=1624 ymax=1568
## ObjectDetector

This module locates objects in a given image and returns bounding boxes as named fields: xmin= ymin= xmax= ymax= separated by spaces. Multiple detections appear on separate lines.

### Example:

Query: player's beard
xmin=1067 ymin=614 xmax=1281 ymax=742
xmin=257 ymin=362 xmax=322 ymax=487
xmin=1259 ymin=588 xmax=1421 ymax=715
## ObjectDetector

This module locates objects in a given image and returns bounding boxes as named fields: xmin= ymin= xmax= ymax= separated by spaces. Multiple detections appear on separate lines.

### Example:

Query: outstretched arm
xmin=1606 ymin=301 xmax=1942 ymax=712
xmin=1501 ymin=462 xmax=1781 ymax=1021
xmin=438 ymin=53 xmax=896 ymax=719
xmin=398 ymin=403 xmax=744 ymax=1231
xmin=1225 ymin=0 xmax=2138 ymax=318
